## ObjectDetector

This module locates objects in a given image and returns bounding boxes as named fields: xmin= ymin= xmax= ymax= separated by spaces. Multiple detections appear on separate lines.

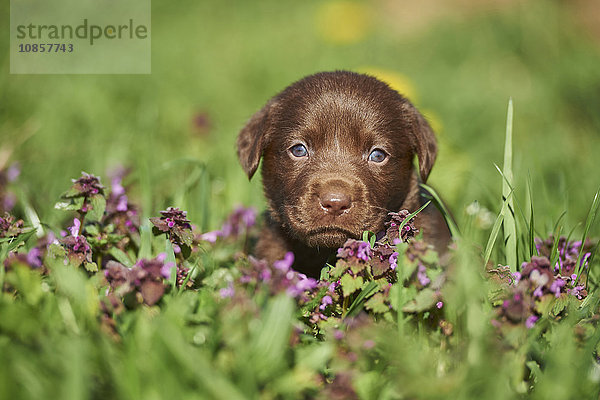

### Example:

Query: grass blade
xmin=345 ymin=281 xmax=379 ymax=319
xmin=502 ymin=98 xmax=517 ymax=272
xmin=483 ymin=187 xmax=514 ymax=267
xmin=527 ymin=174 xmax=536 ymax=257
xmin=398 ymin=200 xmax=432 ymax=234
xmin=419 ymin=183 xmax=460 ymax=239
xmin=575 ymin=187 xmax=600 ymax=281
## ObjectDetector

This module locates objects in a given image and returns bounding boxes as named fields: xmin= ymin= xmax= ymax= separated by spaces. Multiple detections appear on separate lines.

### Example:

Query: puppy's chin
xmin=303 ymin=228 xmax=359 ymax=248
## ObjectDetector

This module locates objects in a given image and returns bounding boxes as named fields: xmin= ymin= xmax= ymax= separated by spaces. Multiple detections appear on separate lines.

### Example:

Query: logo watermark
xmin=10 ymin=0 xmax=151 ymax=74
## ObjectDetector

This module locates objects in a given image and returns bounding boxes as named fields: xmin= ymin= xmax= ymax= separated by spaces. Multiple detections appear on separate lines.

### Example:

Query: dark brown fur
xmin=237 ymin=71 xmax=450 ymax=277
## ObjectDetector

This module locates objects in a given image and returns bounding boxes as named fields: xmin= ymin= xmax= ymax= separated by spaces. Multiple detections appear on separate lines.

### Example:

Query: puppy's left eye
xmin=290 ymin=144 xmax=308 ymax=158
xmin=368 ymin=149 xmax=387 ymax=163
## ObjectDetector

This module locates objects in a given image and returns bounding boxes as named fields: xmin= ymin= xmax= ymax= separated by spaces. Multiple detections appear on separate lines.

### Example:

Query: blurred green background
xmin=1 ymin=0 xmax=599 ymax=235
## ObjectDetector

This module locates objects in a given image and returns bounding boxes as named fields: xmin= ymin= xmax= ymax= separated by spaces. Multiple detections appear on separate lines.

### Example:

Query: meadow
xmin=1 ymin=0 xmax=600 ymax=398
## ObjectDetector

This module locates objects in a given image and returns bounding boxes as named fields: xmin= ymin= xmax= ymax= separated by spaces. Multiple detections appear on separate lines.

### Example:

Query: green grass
xmin=1 ymin=0 xmax=600 ymax=398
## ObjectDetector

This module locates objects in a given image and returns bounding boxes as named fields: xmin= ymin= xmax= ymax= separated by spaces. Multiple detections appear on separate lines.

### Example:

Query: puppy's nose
xmin=319 ymin=190 xmax=352 ymax=215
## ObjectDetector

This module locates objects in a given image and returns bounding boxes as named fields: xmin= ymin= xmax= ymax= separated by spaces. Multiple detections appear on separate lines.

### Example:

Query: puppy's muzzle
xmin=316 ymin=180 xmax=353 ymax=216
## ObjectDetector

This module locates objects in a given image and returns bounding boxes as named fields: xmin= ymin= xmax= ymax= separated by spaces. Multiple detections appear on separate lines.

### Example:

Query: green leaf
xmin=250 ymin=295 xmax=294 ymax=380
xmin=330 ymin=260 xmax=349 ymax=279
xmin=87 ymin=194 xmax=106 ymax=222
xmin=402 ymin=288 xmax=438 ymax=313
xmin=346 ymin=280 xmax=379 ymax=318
xmin=177 ymin=228 xmax=194 ymax=247
xmin=3 ymin=229 xmax=36 ymax=253
xmin=48 ymin=243 xmax=67 ymax=259
xmin=108 ymin=247 xmax=133 ymax=267
xmin=85 ymin=224 xmax=100 ymax=236
xmin=84 ymin=261 xmax=98 ymax=273
xmin=340 ymin=273 xmax=364 ymax=297
xmin=550 ymin=295 xmax=574 ymax=317
xmin=54 ymin=197 xmax=84 ymax=211
xmin=61 ymin=187 xmax=82 ymax=198
xmin=365 ymin=292 xmax=389 ymax=314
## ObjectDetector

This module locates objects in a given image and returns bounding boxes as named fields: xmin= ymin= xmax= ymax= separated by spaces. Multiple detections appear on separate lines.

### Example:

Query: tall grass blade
xmin=483 ymin=187 xmax=514 ymax=267
xmin=419 ymin=183 xmax=460 ymax=239
xmin=575 ymin=187 xmax=600 ymax=281
xmin=549 ymin=225 xmax=563 ymax=273
xmin=527 ymin=174 xmax=536 ymax=257
xmin=398 ymin=200 xmax=431 ymax=234
xmin=502 ymin=98 xmax=517 ymax=272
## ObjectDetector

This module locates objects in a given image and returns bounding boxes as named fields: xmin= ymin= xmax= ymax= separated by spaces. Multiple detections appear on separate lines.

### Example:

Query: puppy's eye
xmin=290 ymin=144 xmax=308 ymax=158
xmin=368 ymin=149 xmax=387 ymax=163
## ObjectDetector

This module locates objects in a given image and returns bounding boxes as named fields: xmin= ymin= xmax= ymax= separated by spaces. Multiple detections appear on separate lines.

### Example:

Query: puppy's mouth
xmin=304 ymin=226 xmax=359 ymax=248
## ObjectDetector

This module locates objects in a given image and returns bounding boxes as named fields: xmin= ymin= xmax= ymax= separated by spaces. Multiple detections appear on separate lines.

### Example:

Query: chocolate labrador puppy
xmin=237 ymin=71 xmax=450 ymax=277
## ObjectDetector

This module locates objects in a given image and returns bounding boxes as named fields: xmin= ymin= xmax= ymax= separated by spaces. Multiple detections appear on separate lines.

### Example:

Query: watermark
xmin=10 ymin=0 xmax=151 ymax=74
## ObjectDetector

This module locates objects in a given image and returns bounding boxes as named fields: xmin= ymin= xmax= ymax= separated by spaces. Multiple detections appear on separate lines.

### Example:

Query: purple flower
xmin=6 ymin=163 xmax=20 ymax=182
xmin=105 ymin=256 xmax=171 ymax=306
xmin=389 ymin=252 xmax=398 ymax=270
xmin=260 ymin=268 xmax=272 ymax=281
xmin=116 ymin=195 xmax=128 ymax=212
xmin=320 ymin=295 xmax=333 ymax=310
xmin=417 ymin=264 xmax=430 ymax=286
xmin=363 ymin=340 xmax=375 ymax=349
xmin=200 ymin=230 xmax=221 ymax=243
xmin=69 ymin=218 xmax=81 ymax=237
xmin=567 ymin=285 xmax=587 ymax=300
xmin=525 ymin=315 xmax=538 ymax=329
xmin=436 ymin=301 xmax=443 ymax=309
xmin=274 ymin=252 xmax=294 ymax=272
xmin=219 ymin=283 xmax=235 ymax=298
xmin=549 ymin=278 xmax=566 ymax=298
xmin=219 ymin=206 xmax=257 ymax=238
xmin=160 ymin=262 xmax=175 ymax=279
xmin=356 ymin=241 xmax=371 ymax=262
xmin=385 ymin=210 xmax=418 ymax=243
xmin=511 ymin=271 xmax=522 ymax=285
xmin=337 ymin=239 xmax=371 ymax=261
xmin=288 ymin=276 xmax=318 ymax=296
xmin=26 ymin=248 xmax=42 ymax=268
xmin=150 ymin=207 xmax=194 ymax=249
xmin=71 ymin=172 xmax=105 ymax=197
xmin=533 ymin=286 xmax=543 ymax=297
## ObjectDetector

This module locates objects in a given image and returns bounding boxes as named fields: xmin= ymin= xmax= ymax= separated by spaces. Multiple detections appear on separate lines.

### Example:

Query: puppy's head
xmin=237 ymin=71 xmax=437 ymax=248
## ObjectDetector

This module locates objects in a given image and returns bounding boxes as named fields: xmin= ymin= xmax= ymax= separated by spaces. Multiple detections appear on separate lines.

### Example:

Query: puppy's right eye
xmin=290 ymin=144 xmax=308 ymax=158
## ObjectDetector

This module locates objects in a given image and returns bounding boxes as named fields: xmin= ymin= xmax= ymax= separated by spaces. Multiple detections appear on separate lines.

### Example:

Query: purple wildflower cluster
xmin=236 ymin=252 xmax=319 ymax=300
xmin=385 ymin=210 xmax=419 ymax=244
xmin=65 ymin=172 xmax=106 ymax=215
xmin=199 ymin=206 xmax=256 ymax=243
xmin=150 ymin=207 xmax=194 ymax=255
xmin=492 ymin=239 xmax=593 ymax=330
xmin=0 ymin=213 xmax=26 ymax=238
xmin=104 ymin=169 xmax=140 ymax=236
xmin=0 ymin=163 xmax=20 ymax=213
xmin=59 ymin=218 xmax=93 ymax=267
xmin=299 ymin=210 xmax=443 ymax=325
xmin=535 ymin=236 xmax=593 ymax=276
xmin=104 ymin=254 xmax=173 ymax=306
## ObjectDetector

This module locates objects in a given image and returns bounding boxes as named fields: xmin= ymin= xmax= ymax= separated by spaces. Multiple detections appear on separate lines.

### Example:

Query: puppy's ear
xmin=237 ymin=99 xmax=276 ymax=180
xmin=403 ymin=102 xmax=438 ymax=182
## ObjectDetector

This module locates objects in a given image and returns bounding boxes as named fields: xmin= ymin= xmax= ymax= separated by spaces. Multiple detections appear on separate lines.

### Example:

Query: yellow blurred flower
xmin=357 ymin=67 xmax=418 ymax=102
xmin=315 ymin=1 xmax=372 ymax=44
xmin=421 ymin=109 xmax=443 ymax=134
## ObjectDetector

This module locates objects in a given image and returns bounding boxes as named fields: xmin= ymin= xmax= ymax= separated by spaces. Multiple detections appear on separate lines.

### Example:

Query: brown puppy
xmin=237 ymin=71 xmax=450 ymax=277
